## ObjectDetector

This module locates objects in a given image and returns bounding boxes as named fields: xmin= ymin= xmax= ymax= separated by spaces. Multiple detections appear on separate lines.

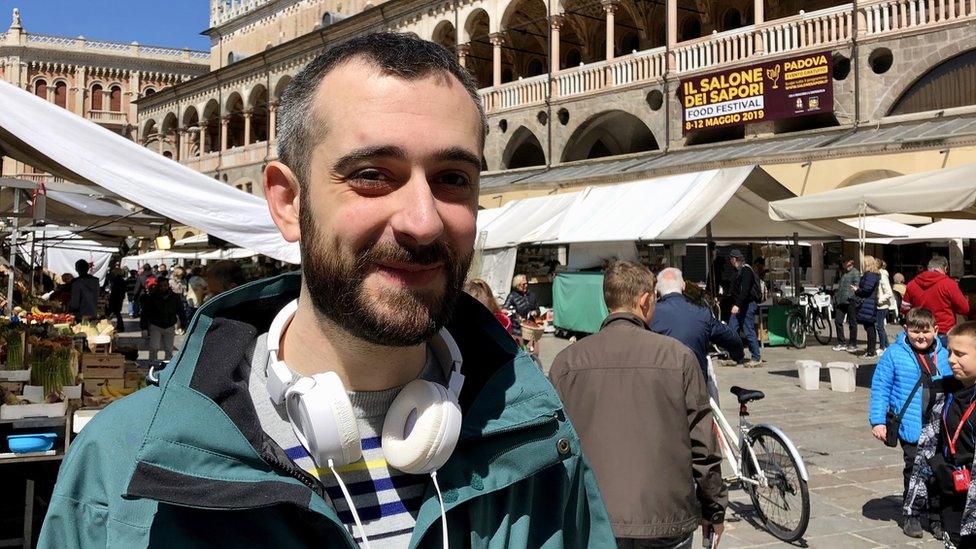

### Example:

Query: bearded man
xmin=40 ymin=33 xmax=613 ymax=548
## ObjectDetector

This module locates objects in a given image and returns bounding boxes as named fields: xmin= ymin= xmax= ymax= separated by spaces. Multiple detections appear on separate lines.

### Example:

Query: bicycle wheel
xmin=786 ymin=311 xmax=806 ymax=349
xmin=742 ymin=426 xmax=811 ymax=542
xmin=812 ymin=311 xmax=832 ymax=345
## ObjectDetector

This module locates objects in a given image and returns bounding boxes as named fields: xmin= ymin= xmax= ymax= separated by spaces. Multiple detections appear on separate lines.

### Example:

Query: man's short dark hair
xmin=603 ymin=261 xmax=655 ymax=311
xmin=75 ymin=259 xmax=89 ymax=275
xmin=276 ymin=32 xmax=488 ymax=187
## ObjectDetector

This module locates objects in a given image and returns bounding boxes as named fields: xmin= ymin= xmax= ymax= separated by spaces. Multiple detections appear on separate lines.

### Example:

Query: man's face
xmin=844 ymin=260 xmax=854 ymax=271
xmin=295 ymin=61 xmax=482 ymax=346
xmin=949 ymin=334 xmax=976 ymax=385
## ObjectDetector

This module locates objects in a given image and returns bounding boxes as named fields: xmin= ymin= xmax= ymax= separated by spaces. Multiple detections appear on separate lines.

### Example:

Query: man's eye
xmin=350 ymin=169 xmax=389 ymax=182
xmin=435 ymin=173 xmax=472 ymax=187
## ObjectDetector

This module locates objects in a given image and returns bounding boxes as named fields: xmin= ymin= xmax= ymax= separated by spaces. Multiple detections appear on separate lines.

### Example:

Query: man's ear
xmin=264 ymin=161 xmax=301 ymax=243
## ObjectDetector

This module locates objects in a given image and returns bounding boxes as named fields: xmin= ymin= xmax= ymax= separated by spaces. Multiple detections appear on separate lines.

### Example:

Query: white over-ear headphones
xmin=265 ymin=299 xmax=465 ymax=475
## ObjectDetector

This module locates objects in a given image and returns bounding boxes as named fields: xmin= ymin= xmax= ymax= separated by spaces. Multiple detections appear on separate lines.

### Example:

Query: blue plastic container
xmin=7 ymin=432 xmax=57 ymax=454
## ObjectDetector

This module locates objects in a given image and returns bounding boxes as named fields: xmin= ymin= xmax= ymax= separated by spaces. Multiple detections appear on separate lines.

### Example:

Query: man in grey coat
xmin=832 ymin=258 xmax=861 ymax=352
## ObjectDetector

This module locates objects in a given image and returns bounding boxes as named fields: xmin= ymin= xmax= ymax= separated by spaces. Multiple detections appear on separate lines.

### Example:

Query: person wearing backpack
xmin=870 ymin=307 xmax=951 ymax=539
xmin=728 ymin=249 xmax=762 ymax=367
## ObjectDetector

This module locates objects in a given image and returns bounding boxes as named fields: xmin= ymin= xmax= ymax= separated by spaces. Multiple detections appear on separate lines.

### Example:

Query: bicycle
xmin=786 ymin=289 xmax=833 ymax=349
xmin=710 ymin=383 xmax=811 ymax=542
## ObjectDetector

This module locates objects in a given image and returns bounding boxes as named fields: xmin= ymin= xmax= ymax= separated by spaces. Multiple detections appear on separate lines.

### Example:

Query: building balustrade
xmin=474 ymin=0 xmax=974 ymax=113
xmin=88 ymin=110 xmax=128 ymax=125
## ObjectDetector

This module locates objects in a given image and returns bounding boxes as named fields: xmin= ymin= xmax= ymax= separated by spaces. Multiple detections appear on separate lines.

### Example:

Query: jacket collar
xmin=124 ymin=272 xmax=567 ymax=534
xmin=601 ymin=311 xmax=649 ymax=330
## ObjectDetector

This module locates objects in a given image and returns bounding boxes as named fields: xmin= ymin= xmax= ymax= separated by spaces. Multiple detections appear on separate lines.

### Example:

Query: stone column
xmin=157 ymin=133 xmax=165 ymax=154
xmin=220 ymin=116 xmax=229 ymax=152
xmin=550 ymin=15 xmax=564 ymax=73
xmin=199 ymin=123 xmax=208 ymax=155
xmin=667 ymin=0 xmax=677 ymax=47
xmin=810 ymin=242 xmax=824 ymax=286
xmin=243 ymin=110 xmax=252 ymax=147
xmin=457 ymin=43 xmax=471 ymax=69
xmin=178 ymin=129 xmax=187 ymax=160
xmin=268 ymin=102 xmax=278 ymax=143
xmin=490 ymin=33 xmax=505 ymax=87
xmin=666 ymin=0 xmax=677 ymax=72
xmin=128 ymin=71 xmax=141 ymax=126
xmin=74 ymin=66 xmax=86 ymax=115
xmin=603 ymin=0 xmax=618 ymax=61
xmin=753 ymin=0 xmax=765 ymax=53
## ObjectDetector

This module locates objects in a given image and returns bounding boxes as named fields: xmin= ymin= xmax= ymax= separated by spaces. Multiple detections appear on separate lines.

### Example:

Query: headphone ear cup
xmin=382 ymin=380 xmax=462 ymax=474
xmin=285 ymin=372 xmax=362 ymax=467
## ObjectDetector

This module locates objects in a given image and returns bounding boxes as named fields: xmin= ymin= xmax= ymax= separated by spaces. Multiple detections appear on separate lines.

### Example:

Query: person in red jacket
xmin=902 ymin=256 xmax=969 ymax=343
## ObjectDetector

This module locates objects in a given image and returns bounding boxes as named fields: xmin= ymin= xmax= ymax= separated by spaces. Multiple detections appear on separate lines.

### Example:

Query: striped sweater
xmin=249 ymin=333 xmax=445 ymax=547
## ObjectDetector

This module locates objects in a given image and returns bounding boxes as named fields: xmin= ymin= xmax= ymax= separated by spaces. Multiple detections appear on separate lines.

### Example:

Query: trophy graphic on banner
xmin=766 ymin=64 xmax=781 ymax=89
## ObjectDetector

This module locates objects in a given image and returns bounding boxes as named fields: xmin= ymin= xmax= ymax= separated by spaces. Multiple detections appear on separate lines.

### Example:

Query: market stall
xmin=475 ymin=166 xmax=870 ymax=333
xmin=0 ymin=79 xmax=297 ymax=262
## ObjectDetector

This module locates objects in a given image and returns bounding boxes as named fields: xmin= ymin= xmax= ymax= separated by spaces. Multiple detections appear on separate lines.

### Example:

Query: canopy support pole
xmin=6 ymin=190 xmax=20 ymax=316
xmin=792 ymin=232 xmax=800 ymax=298
xmin=705 ymin=223 xmax=715 ymax=294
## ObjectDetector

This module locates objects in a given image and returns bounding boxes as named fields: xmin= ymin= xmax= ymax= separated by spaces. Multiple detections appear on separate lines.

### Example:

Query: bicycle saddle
xmin=730 ymin=385 xmax=765 ymax=405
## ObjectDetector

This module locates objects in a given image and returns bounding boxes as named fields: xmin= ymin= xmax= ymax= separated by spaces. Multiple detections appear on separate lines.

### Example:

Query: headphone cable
xmin=328 ymin=459 xmax=373 ymax=549
xmin=431 ymin=470 xmax=449 ymax=549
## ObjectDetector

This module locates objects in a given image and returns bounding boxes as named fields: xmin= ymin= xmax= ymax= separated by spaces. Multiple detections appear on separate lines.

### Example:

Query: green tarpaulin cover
xmin=553 ymin=272 xmax=608 ymax=334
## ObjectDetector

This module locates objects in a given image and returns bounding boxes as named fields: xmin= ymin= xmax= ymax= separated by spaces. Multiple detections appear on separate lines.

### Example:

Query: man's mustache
xmin=359 ymin=240 xmax=455 ymax=267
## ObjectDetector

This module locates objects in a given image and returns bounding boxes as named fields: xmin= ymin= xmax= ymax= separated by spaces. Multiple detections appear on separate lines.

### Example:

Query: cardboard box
xmin=82 ymin=354 xmax=124 ymax=379
xmin=82 ymin=377 xmax=124 ymax=394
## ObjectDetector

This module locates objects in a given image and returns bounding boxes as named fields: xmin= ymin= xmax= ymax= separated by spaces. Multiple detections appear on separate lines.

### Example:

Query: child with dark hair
xmin=907 ymin=320 xmax=976 ymax=546
xmin=871 ymin=307 xmax=952 ymax=539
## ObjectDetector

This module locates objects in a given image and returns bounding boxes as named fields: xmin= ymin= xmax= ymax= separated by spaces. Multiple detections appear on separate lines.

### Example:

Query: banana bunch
xmin=99 ymin=383 xmax=136 ymax=399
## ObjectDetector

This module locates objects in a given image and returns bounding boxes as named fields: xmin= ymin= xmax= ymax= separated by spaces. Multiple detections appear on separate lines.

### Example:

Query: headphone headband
xmin=265 ymin=299 xmax=465 ymax=403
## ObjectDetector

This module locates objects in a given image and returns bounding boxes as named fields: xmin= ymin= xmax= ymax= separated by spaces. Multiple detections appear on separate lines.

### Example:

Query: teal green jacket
xmin=39 ymin=273 xmax=614 ymax=548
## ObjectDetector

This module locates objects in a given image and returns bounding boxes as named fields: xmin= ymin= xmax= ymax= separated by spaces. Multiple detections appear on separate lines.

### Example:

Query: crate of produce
xmin=0 ymin=401 xmax=67 ymax=420
xmin=82 ymin=353 xmax=124 ymax=379
xmin=123 ymin=370 xmax=148 ymax=389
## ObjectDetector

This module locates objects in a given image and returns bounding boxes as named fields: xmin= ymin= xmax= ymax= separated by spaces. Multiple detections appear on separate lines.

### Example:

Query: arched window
xmin=91 ymin=84 xmax=103 ymax=110
xmin=143 ymin=87 xmax=156 ymax=97
xmin=109 ymin=85 xmax=122 ymax=111
xmin=54 ymin=81 xmax=67 ymax=108
xmin=34 ymin=79 xmax=47 ymax=99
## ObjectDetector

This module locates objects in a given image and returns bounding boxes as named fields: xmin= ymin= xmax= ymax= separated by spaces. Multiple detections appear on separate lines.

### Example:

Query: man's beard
xmin=299 ymin=206 xmax=472 ymax=346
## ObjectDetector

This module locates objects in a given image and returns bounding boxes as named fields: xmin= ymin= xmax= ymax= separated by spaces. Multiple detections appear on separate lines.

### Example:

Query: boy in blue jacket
xmin=870 ymin=307 xmax=952 ymax=539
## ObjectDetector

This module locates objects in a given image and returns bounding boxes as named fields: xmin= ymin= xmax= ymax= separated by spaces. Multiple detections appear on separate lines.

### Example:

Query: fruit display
xmin=99 ymin=382 xmax=137 ymax=399
xmin=12 ymin=306 xmax=75 ymax=325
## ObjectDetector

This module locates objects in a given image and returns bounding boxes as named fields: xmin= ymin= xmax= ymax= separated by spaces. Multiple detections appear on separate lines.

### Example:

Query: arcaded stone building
xmin=135 ymin=0 xmax=976 ymax=210
xmin=0 ymin=8 xmax=210 ymax=179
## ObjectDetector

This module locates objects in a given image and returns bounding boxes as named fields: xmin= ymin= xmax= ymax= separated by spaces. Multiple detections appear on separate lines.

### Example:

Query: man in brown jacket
xmin=550 ymin=261 xmax=727 ymax=549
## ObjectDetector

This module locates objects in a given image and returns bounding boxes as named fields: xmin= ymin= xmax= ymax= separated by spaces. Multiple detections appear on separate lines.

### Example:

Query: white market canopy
xmin=477 ymin=166 xmax=863 ymax=249
xmin=768 ymin=162 xmax=976 ymax=222
xmin=0 ymin=79 xmax=298 ymax=262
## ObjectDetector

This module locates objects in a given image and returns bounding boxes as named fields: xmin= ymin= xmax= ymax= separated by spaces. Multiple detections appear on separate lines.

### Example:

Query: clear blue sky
xmin=0 ymin=1 xmax=210 ymax=50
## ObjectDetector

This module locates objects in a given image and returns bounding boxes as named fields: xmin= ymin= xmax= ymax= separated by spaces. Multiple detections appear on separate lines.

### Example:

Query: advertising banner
xmin=681 ymin=51 xmax=834 ymax=134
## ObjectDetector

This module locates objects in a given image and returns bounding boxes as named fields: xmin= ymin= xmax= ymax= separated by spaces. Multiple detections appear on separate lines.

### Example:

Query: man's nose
xmin=389 ymin=174 xmax=445 ymax=247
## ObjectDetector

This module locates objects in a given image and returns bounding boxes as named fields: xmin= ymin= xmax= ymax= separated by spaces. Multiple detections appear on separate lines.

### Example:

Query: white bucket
xmin=796 ymin=360 xmax=821 ymax=390
xmin=827 ymin=361 xmax=857 ymax=393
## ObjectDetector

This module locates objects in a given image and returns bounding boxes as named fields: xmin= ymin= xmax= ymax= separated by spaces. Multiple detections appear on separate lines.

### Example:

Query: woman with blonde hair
xmin=463 ymin=278 xmax=512 ymax=333
xmin=853 ymin=255 xmax=882 ymax=357
xmin=875 ymin=258 xmax=895 ymax=351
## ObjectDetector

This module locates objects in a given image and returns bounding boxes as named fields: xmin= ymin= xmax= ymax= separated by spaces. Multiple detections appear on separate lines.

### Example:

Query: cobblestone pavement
xmin=535 ymin=330 xmax=944 ymax=548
